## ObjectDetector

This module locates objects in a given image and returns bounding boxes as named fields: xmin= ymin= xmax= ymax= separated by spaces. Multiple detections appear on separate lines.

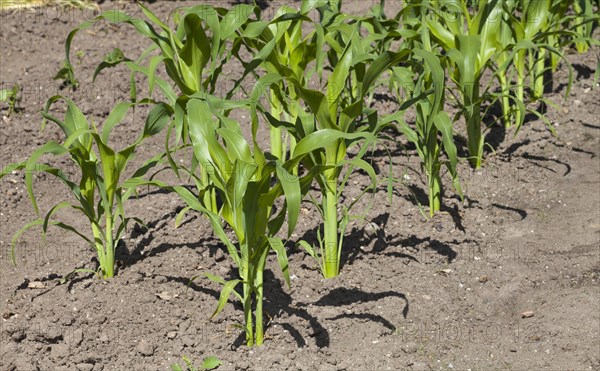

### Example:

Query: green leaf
xmin=101 ymin=102 xmax=133 ymax=144
xmin=327 ymin=41 xmax=353 ymax=117
xmin=362 ymin=49 xmax=411 ymax=98
xmin=433 ymin=111 xmax=462 ymax=198
xmin=221 ymin=5 xmax=255 ymax=40
xmin=218 ymin=128 xmax=253 ymax=163
xmin=275 ymin=165 xmax=300 ymax=237
xmin=53 ymin=221 xmax=97 ymax=249
xmin=42 ymin=201 xmax=72 ymax=237
xmin=268 ymin=237 xmax=290 ymax=288
xmin=143 ymin=102 xmax=172 ymax=139
xmin=297 ymin=240 xmax=322 ymax=273
xmin=175 ymin=206 xmax=192 ymax=228
xmin=93 ymin=48 xmax=129 ymax=81
xmin=291 ymin=129 xmax=374 ymax=162
xmin=201 ymin=356 xmax=222 ymax=370
xmin=25 ymin=142 xmax=71 ymax=214
xmin=205 ymin=272 xmax=227 ymax=285
xmin=179 ymin=14 xmax=211 ymax=92
xmin=339 ymin=158 xmax=377 ymax=190
xmin=94 ymin=134 xmax=118 ymax=206
xmin=210 ymin=278 xmax=242 ymax=319
xmin=187 ymin=99 xmax=229 ymax=185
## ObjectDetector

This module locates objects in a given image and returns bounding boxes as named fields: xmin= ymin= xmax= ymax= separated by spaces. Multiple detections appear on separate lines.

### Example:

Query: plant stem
xmin=254 ymin=246 xmax=269 ymax=346
xmin=533 ymin=47 xmax=546 ymax=99
xmin=323 ymin=184 xmax=338 ymax=278
xmin=428 ymin=168 xmax=441 ymax=217
xmin=243 ymin=269 xmax=254 ymax=346
xmin=425 ymin=126 xmax=441 ymax=216
xmin=210 ymin=189 xmax=217 ymax=213
xmin=270 ymin=90 xmax=284 ymax=160
xmin=103 ymin=213 xmax=115 ymax=278
xmin=91 ymin=222 xmax=105 ymax=275
xmin=322 ymin=146 xmax=339 ymax=278
xmin=515 ymin=73 xmax=525 ymax=129
xmin=201 ymin=166 xmax=217 ymax=213
xmin=515 ymin=50 xmax=526 ymax=129
xmin=270 ymin=125 xmax=283 ymax=160
xmin=464 ymin=77 xmax=482 ymax=169
xmin=498 ymin=71 xmax=512 ymax=128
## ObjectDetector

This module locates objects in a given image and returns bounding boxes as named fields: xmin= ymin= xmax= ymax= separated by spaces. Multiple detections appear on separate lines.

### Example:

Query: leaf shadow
xmin=261 ymin=269 xmax=330 ymax=348
xmin=302 ymin=287 xmax=409 ymax=333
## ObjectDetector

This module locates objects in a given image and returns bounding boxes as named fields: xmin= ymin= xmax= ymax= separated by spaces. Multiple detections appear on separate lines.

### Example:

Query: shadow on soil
xmin=164 ymin=269 xmax=409 ymax=349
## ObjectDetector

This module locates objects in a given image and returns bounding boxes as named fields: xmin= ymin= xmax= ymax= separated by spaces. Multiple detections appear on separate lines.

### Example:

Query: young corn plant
xmin=500 ymin=0 xmax=574 ymax=128
xmin=239 ymin=1 xmax=340 ymax=162
xmin=126 ymin=94 xmax=329 ymax=346
xmin=521 ymin=0 xmax=571 ymax=100
xmin=188 ymin=98 xmax=299 ymax=346
xmin=66 ymin=2 xmax=254 ymax=100
xmin=171 ymin=355 xmax=221 ymax=371
xmin=254 ymin=1 xmax=376 ymax=161
xmin=494 ymin=0 xmax=518 ymax=128
xmin=0 ymin=98 xmax=171 ymax=278
xmin=267 ymin=31 xmax=413 ymax=278
xmin=572 ymin=0 xmax=598 ymax=54
xmin=64 ymin=2 xmax=256 ymax=213
xmin=426 ymin=0 xmax=504 ymax=168
xmin=545 ymin=0 xmax=571 ymax=72
xmin=535 ymin=0 xmax=599 ymax=96
xmin=393 ymin=48 xmax=462 ymax=216
xmin=0 ymin=83 xmax=20 ymax=116
xmin=256 ymin=5 xmax=316 ymax=161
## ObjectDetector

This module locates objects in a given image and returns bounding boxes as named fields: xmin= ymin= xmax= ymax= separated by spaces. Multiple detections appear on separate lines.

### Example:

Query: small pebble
xmin=521 ymin=310 xmax=535 ymax=318
xmin=136 ymin=339 xmax=155 ymax=356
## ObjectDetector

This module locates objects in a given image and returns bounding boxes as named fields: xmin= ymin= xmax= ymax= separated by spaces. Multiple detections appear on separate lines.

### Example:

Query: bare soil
xmin=1 ymin=1 xmax=599 ymax=370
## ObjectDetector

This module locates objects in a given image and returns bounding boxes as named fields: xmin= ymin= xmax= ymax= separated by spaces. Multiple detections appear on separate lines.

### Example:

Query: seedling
xmin=425 ymin=0 xmax=505 ymax=168
xmin=270 ymin=29 xmax=414 ymax=277
xmin=0 ymin=84 xmax=21 ymax=115
xmin=171 ymin=355 xmax=221 ymax=371
xmin=393 ymin=47 xmax=462 ymax=216
xmin=0 ymin=98 xmax=171 ymax=278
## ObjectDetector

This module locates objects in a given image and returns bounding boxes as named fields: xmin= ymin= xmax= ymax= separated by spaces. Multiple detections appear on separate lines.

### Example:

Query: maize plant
xmin=425 ymin=0 xmax=504 ymax=168
xmin=64 ymin=2 xmax=256 ymax=213
xmin=545 ymin=0 xmax=573 ymax=74
xmin=0 ymin=98 xmax=171 ymax=278
xmin=494 ymin=0 xmax=518 ymax=128
xmin=572 ymin=0 xmax=598 ymax=54
xmin=520 ymin=0 xmax=571 ymax=100
xmin=66 ymin=2 xmax=254 ymax=99
xmin=538 ymin=0 xmax=599 ymax=94
xmin=260 ymin=24 xmax=414 ymax=277
xmin=500 ymin=0 xmax=574 ymax=129
xmin=393 ymin=46 xmax=462 ymax=216
xmin=541 ymin=0 xmax=598 ymax=73
xmin=247 ymin=4 xmax=318 ymax=161
xmin=239 ymin=0 xmax=350 ymax=162
xmin=126 ymin=93 xmax=337 ymax=345
xmin=0 ymin=83 xmax=20 ymax=116
xmin=186 ymin=97 xmax=299 ymax=346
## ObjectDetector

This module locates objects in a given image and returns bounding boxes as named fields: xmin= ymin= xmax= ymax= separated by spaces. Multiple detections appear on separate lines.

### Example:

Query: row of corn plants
xmin=1 ymin=0 xmax=597 ymax=347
